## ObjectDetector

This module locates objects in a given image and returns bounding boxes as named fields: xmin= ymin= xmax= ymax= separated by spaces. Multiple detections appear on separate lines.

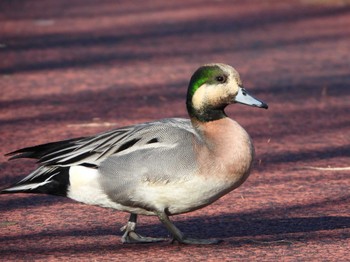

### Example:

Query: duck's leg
xmin=157 ymin=211 xmax=222 ymax=245
xmin=120 ymin=213 xmax=166 ymax=244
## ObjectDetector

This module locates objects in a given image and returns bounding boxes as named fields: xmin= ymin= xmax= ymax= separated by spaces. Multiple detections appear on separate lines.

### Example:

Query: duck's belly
xmin=133 ymin=175 xmax=241 ymax=215
xmin=67 ymin=166 xmax=244 ymax=216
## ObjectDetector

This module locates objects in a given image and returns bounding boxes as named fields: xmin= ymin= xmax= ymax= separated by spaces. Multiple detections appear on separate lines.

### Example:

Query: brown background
xmin=0 ymin=0 xmax=349 ymax=260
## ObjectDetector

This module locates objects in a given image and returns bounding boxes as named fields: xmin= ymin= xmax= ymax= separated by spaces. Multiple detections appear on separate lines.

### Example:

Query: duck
xmin=1 ymin=63 xmax=268 ymax=245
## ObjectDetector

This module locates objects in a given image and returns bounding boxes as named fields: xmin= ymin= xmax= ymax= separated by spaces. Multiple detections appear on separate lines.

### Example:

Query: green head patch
xmin=187 ymin=65 xmax=225 ymax=100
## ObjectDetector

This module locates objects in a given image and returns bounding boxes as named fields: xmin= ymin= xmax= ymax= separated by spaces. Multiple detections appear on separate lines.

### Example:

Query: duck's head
xmin=186 ymin=63 xmax=268 ymax=122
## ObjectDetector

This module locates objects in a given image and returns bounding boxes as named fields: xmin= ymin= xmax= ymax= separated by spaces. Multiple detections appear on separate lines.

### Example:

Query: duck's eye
xmin=216 ymin=75 xmax=226 ymax=83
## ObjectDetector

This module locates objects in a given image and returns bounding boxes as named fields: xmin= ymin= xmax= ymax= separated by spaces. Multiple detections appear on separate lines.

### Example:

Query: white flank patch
xmin=68 ymin=166 xmax=108 ymax=206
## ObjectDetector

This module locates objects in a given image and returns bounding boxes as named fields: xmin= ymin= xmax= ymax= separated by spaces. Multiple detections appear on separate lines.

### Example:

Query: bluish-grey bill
xmin=234 ymin=87 xmax=268 ymax=109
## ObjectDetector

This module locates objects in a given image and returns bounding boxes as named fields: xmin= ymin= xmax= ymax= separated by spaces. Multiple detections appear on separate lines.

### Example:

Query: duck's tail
xmin=1 ymin=166 xmax=70 ymax=197
xmin=1 ymin=137 xmax=84 ymax=196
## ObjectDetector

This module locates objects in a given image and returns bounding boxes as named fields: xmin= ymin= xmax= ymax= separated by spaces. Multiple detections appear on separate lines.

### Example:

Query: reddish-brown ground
xmin=0 ymin=0 xmax=349 ymax=261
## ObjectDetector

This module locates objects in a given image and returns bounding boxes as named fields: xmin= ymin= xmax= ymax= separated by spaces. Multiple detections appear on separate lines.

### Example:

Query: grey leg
xmin=120 ymin=213 xmax=166 ymax=244
xmin=156 ymin=211 xmax=222 ymax=245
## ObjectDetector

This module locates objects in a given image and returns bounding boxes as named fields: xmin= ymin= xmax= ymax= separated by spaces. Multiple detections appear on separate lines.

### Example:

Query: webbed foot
xmin=120 ymin=214 xmax=166 ymax=244
xmin=121 ymin=230 xmax=166 ymax=244
xmin=157 ymin=211 xmax=223 ymax=245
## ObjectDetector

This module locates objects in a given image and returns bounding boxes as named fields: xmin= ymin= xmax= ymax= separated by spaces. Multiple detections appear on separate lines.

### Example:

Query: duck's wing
xmin=6 ymin=118 xmax=196 ymax=168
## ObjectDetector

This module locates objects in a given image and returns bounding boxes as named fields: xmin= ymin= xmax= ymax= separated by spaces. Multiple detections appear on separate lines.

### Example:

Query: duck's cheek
xmin=211 ymin=92 xmax=236 ymax=107
xmin=201 ymin=88 xmax=224 ymax=106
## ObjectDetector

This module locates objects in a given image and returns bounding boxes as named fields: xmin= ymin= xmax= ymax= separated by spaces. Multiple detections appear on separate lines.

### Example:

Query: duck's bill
xmin=234 ymin=87 xmax=268 ymax=109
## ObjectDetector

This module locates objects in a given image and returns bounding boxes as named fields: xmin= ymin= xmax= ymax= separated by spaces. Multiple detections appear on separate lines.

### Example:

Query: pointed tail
xmin=1 ymin=166 xmax=70 ymax=197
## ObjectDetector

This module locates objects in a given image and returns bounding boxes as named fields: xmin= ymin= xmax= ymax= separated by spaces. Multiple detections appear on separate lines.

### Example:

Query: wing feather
xmin=6 ymin=118 xmax=196 ymax=168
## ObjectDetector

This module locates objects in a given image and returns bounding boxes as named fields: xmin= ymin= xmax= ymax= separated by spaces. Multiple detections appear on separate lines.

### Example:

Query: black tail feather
xmin=1 ymin=167 xmax=70 ymax=197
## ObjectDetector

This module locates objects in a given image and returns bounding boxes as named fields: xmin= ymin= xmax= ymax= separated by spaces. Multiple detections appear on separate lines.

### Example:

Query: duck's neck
xmin=186 ymin=100 xmax=227 ymax=123
xmin=191 ymin=117 xmax=244 ymax=149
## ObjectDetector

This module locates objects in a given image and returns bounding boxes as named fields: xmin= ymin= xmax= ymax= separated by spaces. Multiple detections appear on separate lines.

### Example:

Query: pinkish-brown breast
xmin=192 ymin=117 xmax=254 ymax=190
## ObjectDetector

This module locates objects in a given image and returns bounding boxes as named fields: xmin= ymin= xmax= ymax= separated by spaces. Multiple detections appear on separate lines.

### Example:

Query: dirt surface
xmin=0 ymin=0 xmax=349 ymax=261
